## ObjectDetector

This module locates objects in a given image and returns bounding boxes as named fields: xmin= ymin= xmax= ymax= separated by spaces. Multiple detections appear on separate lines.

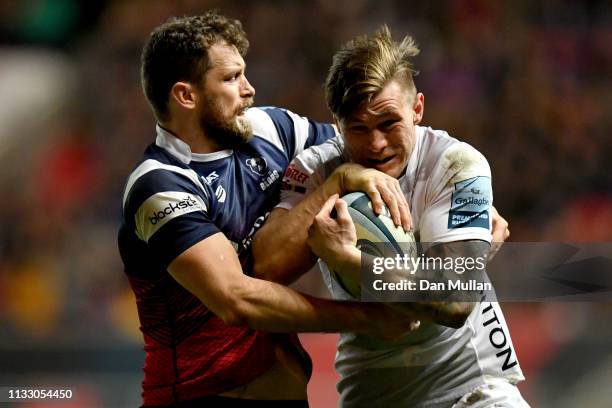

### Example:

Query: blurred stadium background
xmin=0 ymin=0 xmax=610 ymax=407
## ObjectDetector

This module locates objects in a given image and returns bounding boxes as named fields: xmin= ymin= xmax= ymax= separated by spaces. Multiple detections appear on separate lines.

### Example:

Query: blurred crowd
xmin=0 ymin=0 xmax=610 ymax=406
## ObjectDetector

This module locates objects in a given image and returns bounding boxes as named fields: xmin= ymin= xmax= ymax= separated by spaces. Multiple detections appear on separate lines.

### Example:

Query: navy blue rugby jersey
xmin=117 ymin=107 xmax=336 ymax=404
xmin=119 ymin=107 xmax=336 ymax=274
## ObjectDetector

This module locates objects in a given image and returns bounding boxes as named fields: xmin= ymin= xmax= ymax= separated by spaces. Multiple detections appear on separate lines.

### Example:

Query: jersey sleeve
xmin=419 ymin=142 xmax=493 ymax=244
xmin=278 ymin=136 xmax=345 ymax=210
xmin=246 ymin=106 xmax=338 ymax=162
xmin=122 ymin=164 xmax=219 ymax=269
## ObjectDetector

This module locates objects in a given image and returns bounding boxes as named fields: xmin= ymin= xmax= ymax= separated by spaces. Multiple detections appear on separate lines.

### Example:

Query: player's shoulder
xmin=280 ymin=136 xmax=344 ymax=197
xmin=291 ymin=135 xmax=344 ymax=175
xmin=245 ymin=106 xmax=299 ymax=156
xmin=245 ymin=106 xmax=301 ymax=152
xmin=419 ymin=126 xmax=491 ymax=182
xmin=246 ymin=106 xmax=337 ymax=160
xmin=122 ymin=157 xmax=208 ymax=213
xmin=244 ymin=106 xmax=284 ymax=143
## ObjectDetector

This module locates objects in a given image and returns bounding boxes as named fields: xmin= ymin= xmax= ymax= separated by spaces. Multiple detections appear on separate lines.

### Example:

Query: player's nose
xmin=368 ymin=129 xmax=388 ymax=152
xmin=241 ymin=76 xmax=255 ymax=98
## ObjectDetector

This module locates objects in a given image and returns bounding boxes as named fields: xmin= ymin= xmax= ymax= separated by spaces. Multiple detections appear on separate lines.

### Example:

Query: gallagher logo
xmin=454 ymin=197 xmax=490 ymax=206
xmin=245 ymin=157 xmax=268 ymax=176
xmin=149 ymin=196 xmax=199 ymax=225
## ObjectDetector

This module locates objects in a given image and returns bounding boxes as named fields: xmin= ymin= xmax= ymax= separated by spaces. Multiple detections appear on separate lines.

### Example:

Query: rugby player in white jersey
xmin=253 ymin=26 xmax=527 ymax=407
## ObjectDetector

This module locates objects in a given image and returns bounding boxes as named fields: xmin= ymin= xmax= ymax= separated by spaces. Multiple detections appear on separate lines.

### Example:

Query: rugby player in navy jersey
xmin=118 ymin=12 xmax=420 ymax=407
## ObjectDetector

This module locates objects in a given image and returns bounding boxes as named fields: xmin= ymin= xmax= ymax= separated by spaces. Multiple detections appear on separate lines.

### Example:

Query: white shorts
xmin=451 ymin=378 xmax=530 ymax=408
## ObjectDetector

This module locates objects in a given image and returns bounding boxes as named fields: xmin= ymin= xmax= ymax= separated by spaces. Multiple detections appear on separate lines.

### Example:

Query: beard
xmin=199 ymin=96 xmax=254 ymax=150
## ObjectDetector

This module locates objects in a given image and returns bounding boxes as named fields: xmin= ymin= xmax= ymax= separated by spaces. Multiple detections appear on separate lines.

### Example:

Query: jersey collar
xmin=155 ymin=124 xmax=233 ymax=164
xmin=397 ymin=125 xmax=422 ymax=180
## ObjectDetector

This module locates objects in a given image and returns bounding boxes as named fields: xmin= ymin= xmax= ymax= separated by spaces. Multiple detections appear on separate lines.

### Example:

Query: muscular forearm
xmin=228 ymin=275 xmax=393 ymax=334
xmin=169 ymin=234 xmax=398 ymax=336
xmin=252 ymin=174 xmax=342 ymax=284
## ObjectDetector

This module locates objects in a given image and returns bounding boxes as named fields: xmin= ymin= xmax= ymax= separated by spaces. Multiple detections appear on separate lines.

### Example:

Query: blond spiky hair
xmin=325 ymin=25 xmax=420 ymax=119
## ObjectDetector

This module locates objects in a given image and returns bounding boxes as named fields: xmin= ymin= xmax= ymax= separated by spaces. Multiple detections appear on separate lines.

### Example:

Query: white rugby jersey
xmin=279 ymin=126 xmax=524 ymax=407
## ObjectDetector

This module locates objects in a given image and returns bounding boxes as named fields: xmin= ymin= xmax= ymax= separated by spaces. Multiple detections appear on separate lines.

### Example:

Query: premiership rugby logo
xmin=448 ymin=176 xmax=491 ymax=230
xmin=149 ymin=195 xmax=200 ymax=225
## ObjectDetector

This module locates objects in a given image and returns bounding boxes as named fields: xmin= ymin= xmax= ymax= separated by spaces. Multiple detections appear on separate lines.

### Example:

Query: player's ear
xmin=170 ymin=82 xmax=197 ymax=111
xmin=412 ymin=92 xmax=424 ymax=125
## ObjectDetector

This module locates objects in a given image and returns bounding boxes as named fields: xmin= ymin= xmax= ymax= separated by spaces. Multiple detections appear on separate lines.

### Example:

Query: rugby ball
xmin=330 ymin=192 xmax=417 ymax=298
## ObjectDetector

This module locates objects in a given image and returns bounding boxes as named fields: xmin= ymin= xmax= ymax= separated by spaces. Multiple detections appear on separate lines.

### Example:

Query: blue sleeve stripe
xmin=122 ymin=159 xmax=208 ymax=207
xmin=261 ymin=107 xmax=337 ymax=160
xmin=260 ymin=107 xmax=296 ymax=160
xmin=306 ymin=121 xmax=336 ymax=149
xmin=125 ymin=169 xmax=207 ymax=218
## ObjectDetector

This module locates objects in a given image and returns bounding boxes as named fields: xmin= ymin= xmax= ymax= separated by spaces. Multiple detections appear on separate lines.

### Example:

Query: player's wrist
xmin=333 ymin=163 xmax=362 ymax=194
xmin=332 ymin=245 xmax=361 ymax=276
xmin=324 ymin=168 xmax=345 ymax=195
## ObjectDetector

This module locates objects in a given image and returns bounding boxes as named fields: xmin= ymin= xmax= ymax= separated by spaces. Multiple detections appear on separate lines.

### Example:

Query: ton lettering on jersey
xmin=482 ymin=302 xmax=518 ymax=371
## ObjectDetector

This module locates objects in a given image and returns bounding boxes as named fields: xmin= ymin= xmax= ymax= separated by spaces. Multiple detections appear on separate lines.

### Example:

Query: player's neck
xmin=160 ymin=118 xmax=222 ymax=154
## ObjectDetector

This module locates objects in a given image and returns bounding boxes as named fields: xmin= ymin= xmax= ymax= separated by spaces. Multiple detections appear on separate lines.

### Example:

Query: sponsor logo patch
xmin=284 ymin=164 xmax=309 ymax=184
xmin=135 ymin=191 xmax=207 ymax=242
xmin=148 ymin=195 xmax=201 ymax=225
xmin=448 ymin=176 xmax=491 ymax=229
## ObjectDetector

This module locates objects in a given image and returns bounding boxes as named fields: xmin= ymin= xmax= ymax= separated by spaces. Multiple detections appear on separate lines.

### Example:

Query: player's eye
xmin=379 ymin=119 xmax=399 ymax=129
xmin=225 ymin=72 xmax=241 ymax=82
xmin=348 ymin=125 xmax=368 ymax=133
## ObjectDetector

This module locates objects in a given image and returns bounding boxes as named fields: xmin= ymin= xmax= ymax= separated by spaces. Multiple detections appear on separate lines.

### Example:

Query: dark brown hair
xmin=141 ymin=11 xmax=249 ymax=120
